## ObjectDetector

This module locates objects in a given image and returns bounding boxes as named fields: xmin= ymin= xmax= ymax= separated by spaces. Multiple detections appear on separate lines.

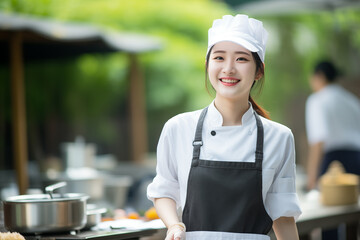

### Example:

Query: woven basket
xmin=319 ymin=161 xmax=359 ymax=206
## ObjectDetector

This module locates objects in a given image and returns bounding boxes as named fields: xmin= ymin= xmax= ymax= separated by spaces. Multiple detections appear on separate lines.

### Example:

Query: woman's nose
xmin=222 ymin=61 xmax=235 ymax=75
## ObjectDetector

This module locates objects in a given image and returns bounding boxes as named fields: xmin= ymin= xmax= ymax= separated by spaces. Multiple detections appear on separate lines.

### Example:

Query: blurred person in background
xmin=306 ymin=61 xmax=360 ymax=190
xmin=147 ymin=14 xmax=301 ymax=240
xmin=305 ymin=61 xmax=360 ymax=240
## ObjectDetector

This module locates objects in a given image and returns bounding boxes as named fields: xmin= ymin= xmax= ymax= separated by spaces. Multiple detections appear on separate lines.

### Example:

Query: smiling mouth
xmin=220 ymin=79 xmax=240 ymax=83
xmin=219 ymin=78 xmax=240 ymax=85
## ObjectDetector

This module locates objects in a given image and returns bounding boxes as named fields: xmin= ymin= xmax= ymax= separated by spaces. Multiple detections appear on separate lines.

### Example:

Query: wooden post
xmin=10 ymin=32 xmax=29 ymax=194
xmin=128 ymin=54 xmax=148 ymax=163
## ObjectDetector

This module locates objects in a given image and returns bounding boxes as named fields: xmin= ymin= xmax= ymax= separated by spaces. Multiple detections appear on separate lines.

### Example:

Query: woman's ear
xmin=255 ymin=63 xmax=265 ymax=81
xmin=255 ymin=72 xmax=263 ymax=81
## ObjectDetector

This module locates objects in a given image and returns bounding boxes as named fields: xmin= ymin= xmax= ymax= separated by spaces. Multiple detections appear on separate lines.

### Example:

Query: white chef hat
xmin=207 ymin=14 xmax=268 ymax=63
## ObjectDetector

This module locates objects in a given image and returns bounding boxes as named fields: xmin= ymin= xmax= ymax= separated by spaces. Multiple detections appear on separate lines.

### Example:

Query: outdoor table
xmin=269 ymin=194 xmax=360 ymax=240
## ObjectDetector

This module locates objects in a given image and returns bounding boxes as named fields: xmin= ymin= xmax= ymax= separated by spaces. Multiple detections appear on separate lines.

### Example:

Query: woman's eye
xmin=237 ymin=57 xmax=248 ymax=61
xmin=214 ymin=56 xmax=224 ymax=60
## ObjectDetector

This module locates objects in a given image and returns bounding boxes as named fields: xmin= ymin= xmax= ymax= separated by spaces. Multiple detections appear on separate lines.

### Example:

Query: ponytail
xmin=249 ymin=96 xmax=270 ymax=119
xmin=250 ymin=52 xmax=270 ymax=119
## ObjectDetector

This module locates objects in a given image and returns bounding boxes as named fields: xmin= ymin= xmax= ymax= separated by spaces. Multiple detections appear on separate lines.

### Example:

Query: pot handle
xmin=45 ymin=181 xmax=67 ymax=199
xmin=87 ymin=207 xmax=107 ymax=215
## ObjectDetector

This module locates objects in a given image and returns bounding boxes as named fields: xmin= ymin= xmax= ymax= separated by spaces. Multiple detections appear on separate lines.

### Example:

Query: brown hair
xmin=205 ymin=47 xmax=270 ymax=119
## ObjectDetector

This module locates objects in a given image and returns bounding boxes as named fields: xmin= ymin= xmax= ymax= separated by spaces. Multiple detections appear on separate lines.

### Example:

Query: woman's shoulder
xmin=260 ymin=116 xmax=293 ymax=138
xmin=164 ymin=109 xmax=203 ymax=130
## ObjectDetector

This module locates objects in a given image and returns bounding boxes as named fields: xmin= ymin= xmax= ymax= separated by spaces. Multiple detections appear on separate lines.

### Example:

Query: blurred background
xmin=0 ymin=0 xmax=360 ymax=215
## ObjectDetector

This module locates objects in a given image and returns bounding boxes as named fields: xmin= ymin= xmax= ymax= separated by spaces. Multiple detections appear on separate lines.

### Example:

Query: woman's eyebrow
xmin=212 ymin=50 xmax=250 ymax=56
xmin=235 ymin=51 xmax=251 ymax=56
xmin=212 ymin=50 xmax=226 ymax=54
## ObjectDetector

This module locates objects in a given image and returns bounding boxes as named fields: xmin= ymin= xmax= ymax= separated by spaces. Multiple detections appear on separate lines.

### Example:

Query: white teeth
xmin=221 ymin=79 xmax=239 ymax=83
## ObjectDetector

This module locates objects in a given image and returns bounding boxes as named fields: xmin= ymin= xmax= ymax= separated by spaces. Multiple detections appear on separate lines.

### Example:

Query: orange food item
xmin=127 ymin=212 xmax=140 ymax=219
xmin=145 ymin=207 xmax=159 ymax=220
xmin=101 ymin=217 xmax=114 ymax=222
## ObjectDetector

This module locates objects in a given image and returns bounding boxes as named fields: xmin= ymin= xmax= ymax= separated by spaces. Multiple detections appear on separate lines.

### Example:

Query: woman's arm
xmin=273 ymin=217 xmax=299 ymax=240
xmin=154 ymin=198 xmax=185 ymax=240
xmin=154 ymin=198 xmax=180 ymax=228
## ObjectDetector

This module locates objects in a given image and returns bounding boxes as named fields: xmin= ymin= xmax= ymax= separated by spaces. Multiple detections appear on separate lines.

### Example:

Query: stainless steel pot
xmin=84 ymin=204 xmax=107 ymax=229
xmin=2 ymin=183 xmax=89 ymax=234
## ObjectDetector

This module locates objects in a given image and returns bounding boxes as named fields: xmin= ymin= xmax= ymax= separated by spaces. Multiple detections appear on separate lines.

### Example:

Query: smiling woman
xmin=147 ymin=14 xmax=302 ymax=240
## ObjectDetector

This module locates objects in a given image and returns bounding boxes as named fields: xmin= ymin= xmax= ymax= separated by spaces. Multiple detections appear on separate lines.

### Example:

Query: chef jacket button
xmin=211 ymin=130 xmax=216 ymax=136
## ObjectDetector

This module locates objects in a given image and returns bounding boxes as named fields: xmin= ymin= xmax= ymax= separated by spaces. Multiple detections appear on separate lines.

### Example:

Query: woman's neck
xmin=214 ymin=97 xmax=250 ymax=126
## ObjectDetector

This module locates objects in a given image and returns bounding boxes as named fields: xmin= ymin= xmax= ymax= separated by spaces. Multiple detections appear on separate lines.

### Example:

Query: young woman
xmin=147 ymin=14 xmax=301 ymax=240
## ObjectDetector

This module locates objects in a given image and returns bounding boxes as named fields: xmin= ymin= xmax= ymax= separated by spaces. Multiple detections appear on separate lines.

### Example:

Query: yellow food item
xmin=145 ymin=207 xmax=159 ymax=220
xmin=0 ymin=232 xmax=25 ymax=240
xmin=127 ymin=212 xmax=140 ymax=219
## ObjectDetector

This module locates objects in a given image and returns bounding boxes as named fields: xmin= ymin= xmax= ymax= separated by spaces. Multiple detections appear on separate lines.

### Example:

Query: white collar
xmin=206 ymin=100 xmax=255 ymax=128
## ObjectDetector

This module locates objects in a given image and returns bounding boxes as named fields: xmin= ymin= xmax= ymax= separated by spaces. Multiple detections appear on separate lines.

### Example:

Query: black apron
xmin=182 ymin=107 xmax=273 ymax=235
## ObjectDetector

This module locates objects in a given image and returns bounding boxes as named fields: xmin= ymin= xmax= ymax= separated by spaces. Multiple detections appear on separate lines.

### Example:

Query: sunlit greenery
xmin=1 ymin=0 xmax=359 ymax=164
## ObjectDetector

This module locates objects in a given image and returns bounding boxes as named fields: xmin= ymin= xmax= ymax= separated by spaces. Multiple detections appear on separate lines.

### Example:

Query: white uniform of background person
xmin=147 ymin=15 xmax=302 ymax=240
xmin=306 ymin=84 xmax=360 ymax=154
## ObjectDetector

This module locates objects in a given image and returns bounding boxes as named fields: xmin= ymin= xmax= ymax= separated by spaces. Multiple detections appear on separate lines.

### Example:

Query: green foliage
xmin=1 ymin=0 xmax=360 ymax=160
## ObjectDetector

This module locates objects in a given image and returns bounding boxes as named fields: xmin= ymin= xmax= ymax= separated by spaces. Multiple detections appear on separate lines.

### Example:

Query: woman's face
xmin=208 ymin=41 xmax=258 ymax=102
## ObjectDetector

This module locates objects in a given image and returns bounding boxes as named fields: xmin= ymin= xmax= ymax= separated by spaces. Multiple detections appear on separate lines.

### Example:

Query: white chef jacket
xmin=305 ymin=84 xmax=360 ymax=152
xmin=147 ymin=101 xmax=302 ymax=240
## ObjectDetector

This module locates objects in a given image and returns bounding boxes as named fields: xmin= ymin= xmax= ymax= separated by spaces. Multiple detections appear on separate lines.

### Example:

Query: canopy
xmin=0 ymin=12 xmax=161 ymax=61
xmin=0 ymin=12 xmax=162 ymax=194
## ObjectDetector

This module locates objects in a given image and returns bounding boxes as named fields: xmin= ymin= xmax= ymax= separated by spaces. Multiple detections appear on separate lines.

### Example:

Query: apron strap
xmin=254 ymin=113 xmax=264 ymax=168
xmin=192 ymin=106 xmax=264 ymax=167
xmin=192 ymin=107 xmax=208 ymax=161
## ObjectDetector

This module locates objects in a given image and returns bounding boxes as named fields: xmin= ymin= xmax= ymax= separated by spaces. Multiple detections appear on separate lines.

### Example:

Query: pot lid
xmin=3 ymin=193 xmax=89 ymax=203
